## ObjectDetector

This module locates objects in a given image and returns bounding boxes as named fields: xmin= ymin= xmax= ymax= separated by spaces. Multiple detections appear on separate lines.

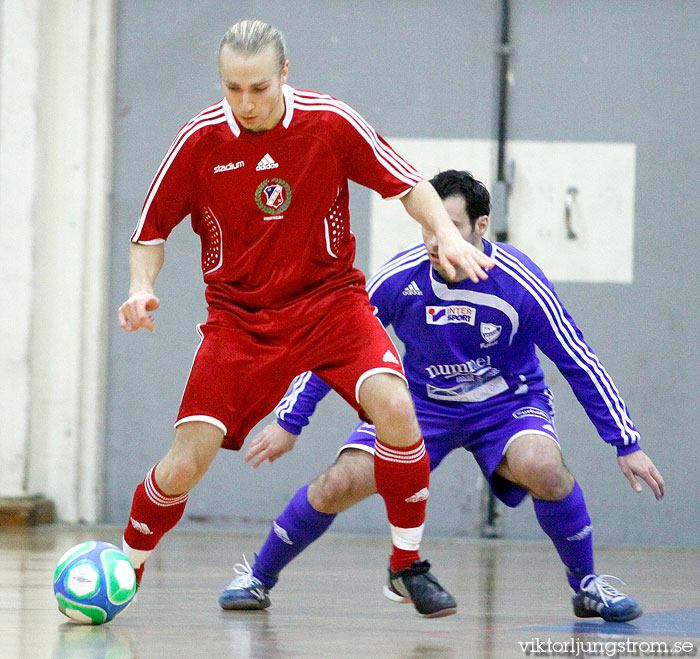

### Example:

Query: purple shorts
xmin=340 ymin=391 xmax=559 ymax=507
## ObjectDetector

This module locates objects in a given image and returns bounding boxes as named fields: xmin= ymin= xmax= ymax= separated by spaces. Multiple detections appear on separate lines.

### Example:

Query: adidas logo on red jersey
xmin=256 ymin=153 xmax=279 ymax=170
xmin=383 ymin=350 xmax=399 ymax=365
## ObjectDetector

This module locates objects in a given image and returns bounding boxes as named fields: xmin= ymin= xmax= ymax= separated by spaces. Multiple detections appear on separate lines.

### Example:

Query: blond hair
xmin=219 ymin=20 xmax=287 ymax=72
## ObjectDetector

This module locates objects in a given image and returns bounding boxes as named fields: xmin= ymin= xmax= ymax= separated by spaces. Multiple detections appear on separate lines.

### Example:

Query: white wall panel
xmin=0 ymin=0 xmax=40 ymax=496
xmin=0 ymin=0 xmax=115 ymax=520
xmin=507 ymin=140 xmax=635 ymax=283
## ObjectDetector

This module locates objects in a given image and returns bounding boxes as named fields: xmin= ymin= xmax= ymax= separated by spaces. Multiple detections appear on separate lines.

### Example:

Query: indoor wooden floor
xmin=1 ymin=526 xmax=698 ymax=658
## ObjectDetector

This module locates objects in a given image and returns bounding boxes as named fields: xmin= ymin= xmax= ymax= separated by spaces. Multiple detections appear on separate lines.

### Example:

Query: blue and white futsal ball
xmin=53 ymin=541 xmax=136 ymax=625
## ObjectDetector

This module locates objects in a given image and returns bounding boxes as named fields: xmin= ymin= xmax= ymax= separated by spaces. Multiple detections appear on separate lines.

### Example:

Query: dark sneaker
xmin=383 ymin=560 xmax=457 ymax=618
xmin=219 ymin=556 xmax=271 ymax=611
xmin=572 ymin=574 xmax=642 ymax=622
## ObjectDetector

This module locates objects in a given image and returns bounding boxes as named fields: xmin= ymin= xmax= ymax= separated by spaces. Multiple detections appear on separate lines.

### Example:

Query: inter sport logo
xmin=425 ymin=305 xmax=476 ymax=325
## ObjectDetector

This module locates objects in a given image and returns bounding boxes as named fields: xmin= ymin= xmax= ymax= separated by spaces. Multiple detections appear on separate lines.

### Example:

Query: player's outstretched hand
xmin=617 ymin=449 xmax=665 ymax=500
xmin=118 ymin=291 xmax=160 ymax=332
xmin=245 ymin=421 xmax=299 ymax=468
xmin=438 ymin=233 xmax=495 ymax=283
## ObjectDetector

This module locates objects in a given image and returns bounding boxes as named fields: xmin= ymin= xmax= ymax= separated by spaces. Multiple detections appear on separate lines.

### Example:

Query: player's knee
xmin=360 ymin=374 xmax=414 ymax=421
xmin=309 ymin=470 xmax=354 ymax=513
xmin=160 ymin=422 xmax=221 ymax=493
xmin=506 ymin=435 xmax=573 ymax=500
xmin=372 ymin=387 xmax=416 ymax=433
xmin=308 ymin=457 xmax=373 ymax=513
xmin=525 ymin=456 xmax=574 ymax=500
xmin=156 ymin=456 xmax=201 ymax=494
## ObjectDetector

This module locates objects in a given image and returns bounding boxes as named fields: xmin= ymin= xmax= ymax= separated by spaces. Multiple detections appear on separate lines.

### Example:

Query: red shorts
xmin=176 ymin=289 xmax=405 ymax=450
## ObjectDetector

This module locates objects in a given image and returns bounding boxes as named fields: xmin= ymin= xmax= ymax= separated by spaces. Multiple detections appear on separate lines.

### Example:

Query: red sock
xmin=123 ymin=464 xmax=189 ymax=552
xmin=374 ymin=437 xmax=430 ymax=572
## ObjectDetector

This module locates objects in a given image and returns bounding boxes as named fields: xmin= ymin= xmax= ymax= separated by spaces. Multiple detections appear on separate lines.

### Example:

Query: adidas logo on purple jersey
xmin=402 ymin=281 xmax=422 ymax=296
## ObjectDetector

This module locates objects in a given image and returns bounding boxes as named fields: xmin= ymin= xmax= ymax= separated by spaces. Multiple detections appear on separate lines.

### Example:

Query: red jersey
xmin=131 ymin=85 xmax=422 ymax=320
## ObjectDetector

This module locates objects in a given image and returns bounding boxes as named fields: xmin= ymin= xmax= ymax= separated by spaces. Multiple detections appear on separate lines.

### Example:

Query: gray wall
xmin=106 ymin=1 xmax=700 ymax=547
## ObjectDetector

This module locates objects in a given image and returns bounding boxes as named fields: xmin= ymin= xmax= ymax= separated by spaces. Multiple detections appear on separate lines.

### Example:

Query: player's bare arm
xmin=245 ymin=421 xmax=299 ymax=468
xmin=118 ymin=242 xmax=164 ymax=333
xmin=401 ymin=180 xmax=495 ymax=282
xmin=617 ymin=450 xmax=665 ymax=500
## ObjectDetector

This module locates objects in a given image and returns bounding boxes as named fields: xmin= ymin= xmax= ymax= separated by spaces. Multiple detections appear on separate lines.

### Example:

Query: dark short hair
xmin=429 ymin=170 xmax=491 ymax=227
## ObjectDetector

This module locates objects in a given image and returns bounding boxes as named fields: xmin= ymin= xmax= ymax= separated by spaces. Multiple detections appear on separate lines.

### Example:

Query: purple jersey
xmin=275 ymin=240 xmax=640 ymax=456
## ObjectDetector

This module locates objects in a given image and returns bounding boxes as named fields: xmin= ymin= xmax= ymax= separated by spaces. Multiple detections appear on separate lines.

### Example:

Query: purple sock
xmin=252 ymin=484 xmax=336 ymax=589
xmin=533 ymin=481 xmax=594 ymax=592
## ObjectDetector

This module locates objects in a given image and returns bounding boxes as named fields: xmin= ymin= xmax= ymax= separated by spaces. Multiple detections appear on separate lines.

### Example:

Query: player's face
xmin=219 ymin=44 xmax=289 ymax=133
xmin=423 ymin=194 xmax=487 ymax=281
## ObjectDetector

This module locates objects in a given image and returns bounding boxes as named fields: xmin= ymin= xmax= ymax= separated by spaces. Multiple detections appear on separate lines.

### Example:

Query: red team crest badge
xmin=256 ymin=178 xmax=292 ymax=215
